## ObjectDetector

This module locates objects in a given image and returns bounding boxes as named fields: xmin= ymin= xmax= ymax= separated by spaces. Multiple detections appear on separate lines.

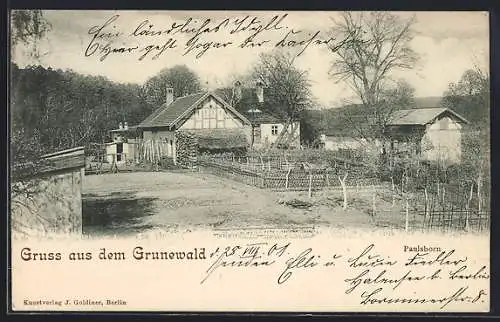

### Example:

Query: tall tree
xmin=328 ymin=12 xmax=419 ymax=143
xmin=142 ymin=65 xmax=202 ymax=107
xmin=251 ymin=50 xmax=313 ymax=147
xmin=10 ymin=10 xmax=52 ymax=168
xmin=443 ymin=66 xmax=490 ymax=213
xmin=11 ymin=10 xmax=52 ymax=59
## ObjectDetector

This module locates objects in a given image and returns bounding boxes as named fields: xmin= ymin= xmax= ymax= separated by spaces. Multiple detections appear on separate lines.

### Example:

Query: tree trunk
xmin=274 ymin=117 xmax=293 ymax=148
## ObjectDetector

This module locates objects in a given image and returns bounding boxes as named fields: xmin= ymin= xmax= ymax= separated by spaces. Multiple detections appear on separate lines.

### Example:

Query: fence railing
xmin=197 ymin=158 xmax=378 ymax=191
xmin=422 ymin=209 xmax=490 ymax=233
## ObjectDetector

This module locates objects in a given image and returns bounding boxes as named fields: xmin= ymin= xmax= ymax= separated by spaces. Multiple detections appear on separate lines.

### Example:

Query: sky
xmin=11 ymin=10 xmax=489 ymax=107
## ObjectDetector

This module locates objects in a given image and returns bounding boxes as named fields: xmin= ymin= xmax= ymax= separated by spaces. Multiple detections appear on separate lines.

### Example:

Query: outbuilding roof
xmin=389 ymin=108 xmax=469 ymax=126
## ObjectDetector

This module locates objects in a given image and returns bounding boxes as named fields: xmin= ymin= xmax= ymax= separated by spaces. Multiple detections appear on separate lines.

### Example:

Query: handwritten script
xmin=16 ymin=241 xmax=489 ymax=311
xmin=203 ymin=242 xmax=489 ymax=310
xmin=84 ymin=14 xmax=353 ymax=61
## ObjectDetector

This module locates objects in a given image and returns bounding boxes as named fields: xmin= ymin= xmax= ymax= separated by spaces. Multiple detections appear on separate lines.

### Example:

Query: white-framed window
xmin=271 ymin=125 xmax=279 ymax=135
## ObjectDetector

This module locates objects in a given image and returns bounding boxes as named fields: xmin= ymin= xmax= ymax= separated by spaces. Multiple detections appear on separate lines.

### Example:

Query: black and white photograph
xmin=9 ymin=10 xmax=491 ymax=312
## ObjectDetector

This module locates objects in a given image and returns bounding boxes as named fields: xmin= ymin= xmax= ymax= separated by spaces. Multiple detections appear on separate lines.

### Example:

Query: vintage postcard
xmin=9 ymin=10 xmax=490 ymax=313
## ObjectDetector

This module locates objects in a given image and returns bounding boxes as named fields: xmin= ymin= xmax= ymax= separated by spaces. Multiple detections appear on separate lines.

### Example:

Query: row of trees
xmin=11 ymin=64 xmax=156 ymax=155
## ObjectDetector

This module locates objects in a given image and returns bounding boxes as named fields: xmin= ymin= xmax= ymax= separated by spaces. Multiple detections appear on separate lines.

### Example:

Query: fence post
xmin=424 ymin=187 xmax=429 ymax=228
xmin=405 ymin=195 xmax=410 ymax=232
xmin=308 ymin=171 xmax=313 ymax=198
xmin=466 ymin=183 xmax=474 ymax=232
xmin=285 ymin=168 xmax=292 ymax=190
xmin=391 ymin=177 xmax=395 ymax=207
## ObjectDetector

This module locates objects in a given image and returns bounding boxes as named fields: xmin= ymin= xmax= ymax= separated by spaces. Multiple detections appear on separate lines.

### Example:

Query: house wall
xmin=12 ymin=169 xmax=83 ymax=238
xmin=142 ymin=130 xmax=176 ymax=163
xmin=105 ymin=142 xmax=137 ymax=164
xmin=180 ymin=96 xmax=244 ymax=130
xmin=421 ymin=116 xmax=462 ymax=164
xmin=141 ymin=96 xmax=250 ymax=163
xmin=11 ymin=148 xmax=85 ymax=238
xmin=258 ymin=121 xmax=301 ymax=148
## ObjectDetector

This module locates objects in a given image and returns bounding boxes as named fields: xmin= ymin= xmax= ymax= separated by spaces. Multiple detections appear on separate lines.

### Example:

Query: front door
xmin=116 ymin=143 xmax=123 ymax=161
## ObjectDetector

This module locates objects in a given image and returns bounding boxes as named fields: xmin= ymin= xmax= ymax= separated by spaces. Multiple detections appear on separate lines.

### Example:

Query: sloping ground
xmin=82 ymin=172 xmax=379 ymax=237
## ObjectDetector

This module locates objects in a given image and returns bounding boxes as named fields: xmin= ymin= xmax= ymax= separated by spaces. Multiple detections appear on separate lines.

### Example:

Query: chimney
xmin=119 ymin=122 xmax=123 ymax=130
xmin=166 ymin=87 xmax=174 ymax=105
xmin=124 ymin=122 xmax=128 ymax=130
xmin=256 ymin=81 xmax=264 ymax=103
xmin=233 ymin=81 xmax=242 ymax=103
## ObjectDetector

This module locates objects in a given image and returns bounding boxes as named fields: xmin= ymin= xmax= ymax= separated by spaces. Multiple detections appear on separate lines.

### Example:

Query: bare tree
xmin=329 ymin=12 xmax=419 ymax=143
xmin=252 ymin=50 xmax=313 ymax=148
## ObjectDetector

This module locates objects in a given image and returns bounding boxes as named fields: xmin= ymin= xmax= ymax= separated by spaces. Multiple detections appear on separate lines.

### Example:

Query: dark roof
xmin=13 ymin=147 xmax=85 ymax=180
xmin=138 ymin=92 xmax=250 ymax=129
xmin=138 ymin=93 xmax=206 ymax=129
xmin=389 ymin=108 xmax=469 ymax=126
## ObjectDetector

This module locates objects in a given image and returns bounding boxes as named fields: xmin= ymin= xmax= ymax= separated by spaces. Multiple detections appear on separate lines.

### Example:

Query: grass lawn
xmin=82 ymin=171 xmax=416 ymax=237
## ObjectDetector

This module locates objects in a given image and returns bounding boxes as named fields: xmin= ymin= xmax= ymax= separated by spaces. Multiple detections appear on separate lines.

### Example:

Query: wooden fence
xmin=422 ymin=210 xmax=490 ymax=232
xmin=197 ymin=158 xmax=378 ymax=191
xmin=198 ymin=159 xmax=263 ymax=187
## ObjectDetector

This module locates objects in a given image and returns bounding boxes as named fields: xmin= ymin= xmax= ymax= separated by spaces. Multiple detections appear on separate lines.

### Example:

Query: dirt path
xmin=82 ymin=171 xmax=377 ymax=237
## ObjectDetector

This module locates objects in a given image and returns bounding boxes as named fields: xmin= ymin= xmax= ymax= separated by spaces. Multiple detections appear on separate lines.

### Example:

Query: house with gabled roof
xmin=386 ymin=107 xmax=469 ymax=164
xmin=137 ymin=88 xmax=252 ymax=164
xmin=321 ymin=97 xmax=469 ymax=164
